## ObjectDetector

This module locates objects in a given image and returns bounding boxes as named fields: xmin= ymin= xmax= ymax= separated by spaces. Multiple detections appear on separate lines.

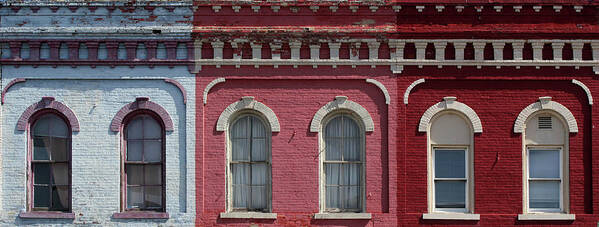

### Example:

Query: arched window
xmin=322 ymin=114 xmax=364 ymax=212
xmin=228 ymin=114 xmax=271 ymax=212
xmin=428 ymin=112 xmax=474 ymax=214
xmin=30 ymin=112 xmax=71 ymax=212
xmin=123 ymin=113 xmax=165 ymax=211
xmin=523 ymin=112 xmax=568 ymax=214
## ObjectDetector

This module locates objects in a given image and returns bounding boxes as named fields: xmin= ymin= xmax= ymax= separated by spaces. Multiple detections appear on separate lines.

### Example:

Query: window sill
xmin=19 ymin=211 xmax=75 ymax=219
xmin=422 ymin=213 xmax=480 ymax=220
xmin=518 ymin=213 xmax=575 ymax=221
xmin=219 ymin=212 xmax=277 ymax=219
xmin=112 ymin=211 xmax=169 ymax=219
xmin=313 ymin=213 xmax=372 ymax=220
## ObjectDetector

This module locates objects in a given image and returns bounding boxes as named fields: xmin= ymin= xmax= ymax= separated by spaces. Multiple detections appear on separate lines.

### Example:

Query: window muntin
xmin=323 ymin=114 xmax=364 ymax=212
xmin=433 ymin=148 xmax=468 ymax=212
xmin=527 ymin=148 xmax=562 ymax=212
xmin=30 ymin=113 xmax=71 ymax=211
xmin=229 ymin=115 xmax=270 ymax=212
xmin=124 ymin=114 xmax=165 ymax=211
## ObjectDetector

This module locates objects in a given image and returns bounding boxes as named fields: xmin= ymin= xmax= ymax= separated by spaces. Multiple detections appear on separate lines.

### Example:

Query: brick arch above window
xmin=513 ymin=96 xmax=578 ymax=133
xmin=110 ymin=97 xmax=174 ymax=132
xmin=216 ymin=96 xmax=280 ymax=132
xmin=310 ymin=96 xmax=374 ymax=133
xmin=17 ymin=97 xmax=79 ymax=132
xmin=418 ymin=96 xmax=483 ymax=133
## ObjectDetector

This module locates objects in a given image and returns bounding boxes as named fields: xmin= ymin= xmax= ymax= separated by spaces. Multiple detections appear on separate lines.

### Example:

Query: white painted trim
xmin=216 ymin=96 xmax=280 ymax=132
xmin=571 ymin=79 xmax=593 ymax=105
xmin=422 ymin=213 xmax=480 ymax=220
xmin=404 ymin=78 xmax=425 ymax=105
xmin=365 ymin=79 xmax=390 ymax=105
xmin=513 ymin=97 xmax=578 ymax=133
xmin=310 ymin=96 xmax=374 ymax=132
xmin=203 ymin=77 xmax=225 ymax=104
xmin=313 ymin=213 xmax=372 ymax=220
xmin=220 ymin=212 xmax=277 ymax=219
xmin=418 ymin=97 xmax=483 ymax=133
xmin=517 ymin=214 xmax=575 ymax=221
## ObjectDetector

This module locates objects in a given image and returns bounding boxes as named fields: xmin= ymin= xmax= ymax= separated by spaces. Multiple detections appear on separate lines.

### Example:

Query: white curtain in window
xmin=325 ymin=115 xmax=361 ymax=210
xmin=231 ymin=115 xmax=268 ymax=211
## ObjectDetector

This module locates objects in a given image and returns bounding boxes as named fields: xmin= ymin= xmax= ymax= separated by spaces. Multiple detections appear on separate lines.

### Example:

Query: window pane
xmin=530 ymin=149 xmax=560 ymax=179
xmin=33 ymin=186 xmax=50 ymax=208
xmin=232 ymin=163 xmax=249 ymax=185
xmin=344 ymin=186 xmax=361 ymax=209
xmin=52 ymin=163 xmax=69 ymax=185
xmin=126 ymin=141 xmax=142 ymax=161
xmin=33 ymin=137 xmax=51 ymax=160
xmin=144 ymin=164 xmax=162 ymax=185
xmin=325 ymin=117 xmax=342 ymax=138
xmin=127 ymin=186 xmax=143 ymax=208
xmin=143 ymin=117 xmax=162 ymax=139
xmin=342 ymin=164 xmax=361 ymax=186
xmin=435 ymin=180 xmax=466 ymax=208
xmin=325 ymin=163 xmax=340 ymax=185
xmin=250 ymin=185 xmax=266 ymax=210
xmin=231 ymin=117 xmax=249 ymax=139
xmin=50 ymin=137 xmax=68 ymax=161
xmin=33 ymin=163 xmax=51 ymax=184
xmin=127 ymin=118 xmax=143 ymax=140
xmin=251 ymin=117 xmax=266 ymax=137
xmin=145 ymin=186 xmax=162 ymax=208
xmin=251 ymin=138 xmax=266 ymax=161
xmin=343 ymin=117 xmax=359 ymax=138
xmin=52 ymin=186 xmax=69 ymax=210
xmin=435 ymin=149 xmax=466 ymax=178
xmin=251 ymin=163 xmax=267 ymax=185
xmin=144 ymin=141 xmax=162 ymax=162
xmin=232 ymin=138 xmax=250 ymax=161
xmin=326 ymin=186 xmax=340 ymax=209
xmin=325 ymin=138 xmax=342 ymax=161
xmin=33 ymin=117 xmax=50 ymax=136
xmin=49 ymin=118 xmax=68 ymax=138
xmin=233 ymin=185 xmax=248 ymax=208
xmin=344 ymin=137 xmax=360 ymax=161
xmin=530 ymin=180 xmax=560 ymax=209
xmin=126 ymin=165 xmax=143 ymax=185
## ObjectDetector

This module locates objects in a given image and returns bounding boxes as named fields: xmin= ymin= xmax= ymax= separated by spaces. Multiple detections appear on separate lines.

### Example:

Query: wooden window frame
xmin=121 ymin=110 xmax=166 ymax=213
xmin=27 ymin=110 xmax=72 ymax=213
xmin=319 ymin=112 xmax=366 ymax=213
xmin=225 ymin=113 xmax=272 ymax=213
xmin=431 ymin=146 xmax=469 ymax=213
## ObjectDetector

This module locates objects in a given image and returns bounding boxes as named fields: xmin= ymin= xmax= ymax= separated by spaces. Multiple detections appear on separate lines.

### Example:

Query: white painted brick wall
xmin=0 ymin=66 xmax=195 ymax=226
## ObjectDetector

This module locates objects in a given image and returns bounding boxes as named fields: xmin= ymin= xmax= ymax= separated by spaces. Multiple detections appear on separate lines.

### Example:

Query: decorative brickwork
xmin=513 ymin=97 xmax=578 ymax=133
xmin=216 ymin=96 xmax=280 ymax=132
xmin=16 ymin=97 xmax=79 ymax=132
xmin=110 ymin=97 xmax=174 ymax=132
xmin=418 ymin=97 xmax=483 ymax=133
xmin=310 ymin=96 xmax=375 ymax=132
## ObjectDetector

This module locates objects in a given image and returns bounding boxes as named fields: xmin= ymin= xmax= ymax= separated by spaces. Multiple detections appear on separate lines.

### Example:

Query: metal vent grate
xmin=538 ymin=116 xmax=552 ymax=129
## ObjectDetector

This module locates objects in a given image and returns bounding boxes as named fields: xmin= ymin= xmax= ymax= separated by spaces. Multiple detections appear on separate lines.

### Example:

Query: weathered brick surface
xmin=196 ymin=66 xmax=398 ymax=226
xmin=0 ymin=66 xmax=196 ymax=226
xmin=398 ymin=66 xmax=598 ymax=225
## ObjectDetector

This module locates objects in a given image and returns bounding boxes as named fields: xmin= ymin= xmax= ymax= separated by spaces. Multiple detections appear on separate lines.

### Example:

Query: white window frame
xmin=318 ymin=112 xmax=366 ymax=213
xmin=431 ymin=146 xmax=470 ymax=213
xmin=520 ymin=110 xmax=571 ymax=217
xmin=525 ymin=146 xmax=564 ymax=213
xmin=225 ymin=112 xmax=273 ymax=213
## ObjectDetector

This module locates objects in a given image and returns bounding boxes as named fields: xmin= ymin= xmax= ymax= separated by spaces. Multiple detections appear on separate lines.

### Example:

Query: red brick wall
xmin=398 ymin=66 xmax=597 ymax=226
xmin=196 ymin=66 xmax=398 ymax=226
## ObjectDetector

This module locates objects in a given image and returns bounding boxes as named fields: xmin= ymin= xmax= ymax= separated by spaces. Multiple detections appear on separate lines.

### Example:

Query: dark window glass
xmin=124 ymin=114 xmax=164 ymax=211
xmin=31 ymin=114 xmax=70 ymax=211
